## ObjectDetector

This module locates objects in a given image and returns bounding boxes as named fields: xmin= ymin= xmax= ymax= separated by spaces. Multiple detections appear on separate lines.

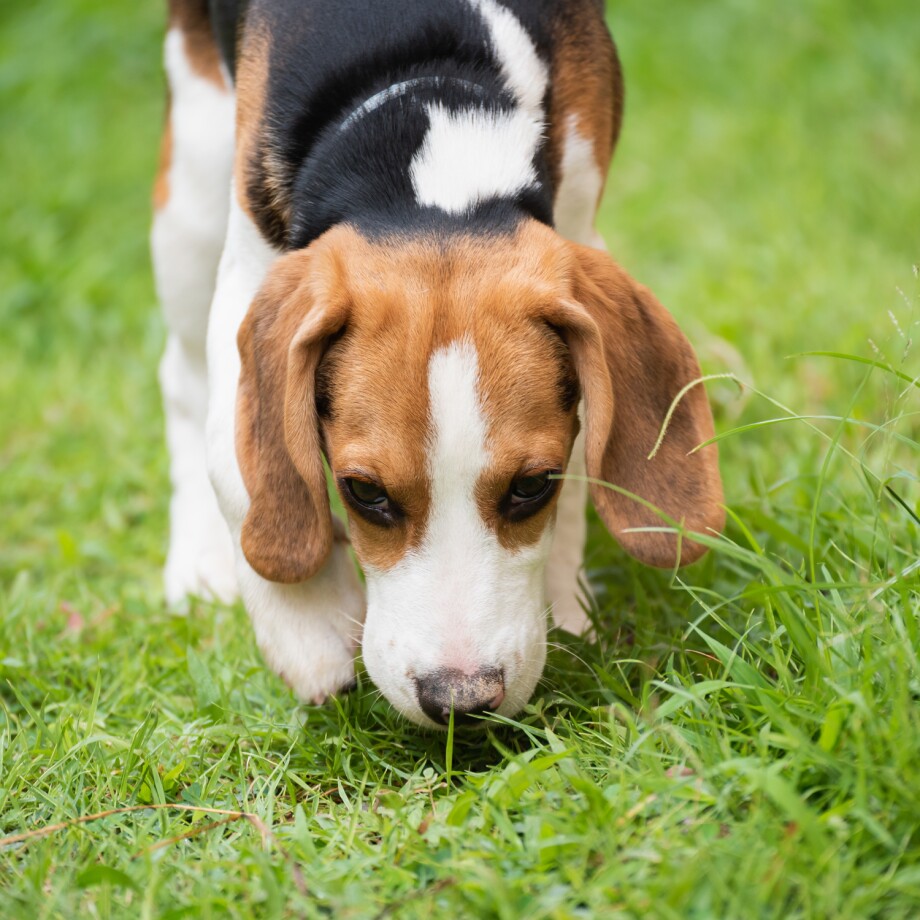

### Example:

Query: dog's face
xmin=311 ymin=230 xmax=582 ymax=723
xmin=236 ymin=220 xmax=723 ymax=726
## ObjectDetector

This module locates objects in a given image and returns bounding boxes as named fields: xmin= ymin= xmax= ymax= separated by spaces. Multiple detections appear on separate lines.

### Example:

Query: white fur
xmin=553 ymin=114 xmax=606 ymax=250
xmin=204 ymin=195 xmax=277 ymax=528
xmin=467 ymin=0 xmax=548 ymax=114
xmin=361 ymin=340 xmax=550 ymax=727
xmin=409 ymin=0 xmax=548 ymax=216
xmin=233 ymin=528 xmax=365 ymax=705
xmin=205 ymin=196 xmax=366 ymax=703
xmin=545 ymin=418 xmax=591 ymax=634
xmin=410 ymin=105 xmax=543 ymax=214
xmin=153 ymin=28 xmax=237 ymax=603
xmin=545 ymin=115 xmax=610 ymax=632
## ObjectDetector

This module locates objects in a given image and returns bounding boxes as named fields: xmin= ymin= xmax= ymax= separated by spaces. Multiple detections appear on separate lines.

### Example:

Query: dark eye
xmin=344 ymin=478 xmax=389 ymax=508
xmin=340 ymin=477 xmax=397 ymax=525
xmin=503 ymin=469 xmax=560 ymax=522
xmin=510 ymin=472 xmax=552 ymax=504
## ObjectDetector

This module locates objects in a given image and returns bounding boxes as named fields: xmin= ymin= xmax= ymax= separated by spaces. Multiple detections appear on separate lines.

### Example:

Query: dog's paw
xmin=253 ymin=595 xmax=361 ymax=704
xmin=240 ymin=538 xmax=366 ymax=704
xmin=265 ymin=630 xmax=358 ymax=705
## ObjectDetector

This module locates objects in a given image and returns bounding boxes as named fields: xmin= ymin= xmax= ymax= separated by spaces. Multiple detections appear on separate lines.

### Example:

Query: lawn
xmin=1 ymin=1 xmax=918 ymax=917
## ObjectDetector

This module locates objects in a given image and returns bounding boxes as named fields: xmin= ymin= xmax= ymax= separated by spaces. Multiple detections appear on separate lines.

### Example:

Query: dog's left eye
xmin=509 ymin=472 xmax=552 ymax=504
xmin=503 ymin=469 xmax=559 ymax=522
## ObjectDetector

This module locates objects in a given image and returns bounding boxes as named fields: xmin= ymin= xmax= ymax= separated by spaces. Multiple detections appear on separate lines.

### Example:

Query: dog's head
xmin=236 ymin=220 xmax=723 ymax=726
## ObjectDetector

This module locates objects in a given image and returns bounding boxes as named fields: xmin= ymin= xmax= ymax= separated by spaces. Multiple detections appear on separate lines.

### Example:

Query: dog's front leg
xmin=546 ymin=421 xmax=592 ymax=636
xmin=234 ymin=527 xmax=365 ymax=703
xmin=206 ymin=198 xmax=366 ymax=703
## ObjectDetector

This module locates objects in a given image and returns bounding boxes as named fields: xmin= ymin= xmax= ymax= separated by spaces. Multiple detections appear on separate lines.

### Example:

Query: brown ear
xmin=236 ymin=246 xmax=347 ymax=583
xmin=552 ymin=244 xmax=724 ymax=567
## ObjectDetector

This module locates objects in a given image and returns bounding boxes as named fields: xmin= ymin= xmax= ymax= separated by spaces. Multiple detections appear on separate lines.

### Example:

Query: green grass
xmin=1 ymin=0 xmax=918 ymax=916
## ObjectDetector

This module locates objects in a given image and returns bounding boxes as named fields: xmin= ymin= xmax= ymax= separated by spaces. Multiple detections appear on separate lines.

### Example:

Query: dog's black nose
xmin=415 ymin=667 xmax=505 ymax=725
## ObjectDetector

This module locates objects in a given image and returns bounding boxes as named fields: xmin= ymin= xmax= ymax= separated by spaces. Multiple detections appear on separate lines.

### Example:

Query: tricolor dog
xmin=152 ymin=0 xmax=724 ymax=727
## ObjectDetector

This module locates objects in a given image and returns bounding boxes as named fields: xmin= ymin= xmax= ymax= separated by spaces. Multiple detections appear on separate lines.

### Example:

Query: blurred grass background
xmin=1 ymin=0 xmax=916 ymax=587
xmin=1 ymin=1 xmax=918 ymax=916
xmin=1 ymin=0 xmax=918 ymax=579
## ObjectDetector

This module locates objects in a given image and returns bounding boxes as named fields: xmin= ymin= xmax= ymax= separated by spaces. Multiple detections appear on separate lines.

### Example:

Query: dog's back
xmin=173 ymin=0 xmax=619 ymax=251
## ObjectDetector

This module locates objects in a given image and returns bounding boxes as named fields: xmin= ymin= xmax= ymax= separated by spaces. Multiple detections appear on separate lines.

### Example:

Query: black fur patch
xmin=211 ymin=0 xmax=560 ymax=248
xmin=208 ymin=0 xmax=249 ymax=77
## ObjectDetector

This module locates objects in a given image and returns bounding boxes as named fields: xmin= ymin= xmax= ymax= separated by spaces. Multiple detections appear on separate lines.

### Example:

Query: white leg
xmin=236 ymin=527 xmax=365 ymax=704
xmin=546 ymin=422 xmax=591 ymax=635
xmin=546 ymin=113 xmax=610 ymax=633
xmin=158 ymin=337 xmax=238 ymax=603
xmin=153 ymin=29 xmax=238 ymax=604
xmin=206 ymin=199 xmax=366 ymax=702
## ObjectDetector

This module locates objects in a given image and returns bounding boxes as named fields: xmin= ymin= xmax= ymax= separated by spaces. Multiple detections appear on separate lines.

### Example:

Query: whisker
xmin=545 ymin=641 xmax=602 ymax=681
xmin=336 ymin=610 xmax=367 ymax=630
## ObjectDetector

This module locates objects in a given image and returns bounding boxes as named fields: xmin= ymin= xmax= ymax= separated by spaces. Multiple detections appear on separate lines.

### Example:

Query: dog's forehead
xmin=322 ymin=226 xmax=575 ymax=449
xmin=328 ymin=221 xmax=571 ymax=310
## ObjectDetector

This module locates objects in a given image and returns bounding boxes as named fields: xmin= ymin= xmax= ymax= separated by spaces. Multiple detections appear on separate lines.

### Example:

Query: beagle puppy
xmin=152 ymin=0 xmax=724 ymax=727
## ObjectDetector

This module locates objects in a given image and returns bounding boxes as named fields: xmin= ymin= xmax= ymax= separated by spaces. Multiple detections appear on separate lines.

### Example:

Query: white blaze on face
xmin=426 ymin=341 xmax=491 ymax=585
xmin=361 ymin=340 xmax=551 ymax=726
xmin=409 ymin=0 xmax=548 ymax=216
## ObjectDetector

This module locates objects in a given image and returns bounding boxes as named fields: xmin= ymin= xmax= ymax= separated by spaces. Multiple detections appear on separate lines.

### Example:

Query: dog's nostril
xmin=415 ymin=667 xmax=504 ymax=726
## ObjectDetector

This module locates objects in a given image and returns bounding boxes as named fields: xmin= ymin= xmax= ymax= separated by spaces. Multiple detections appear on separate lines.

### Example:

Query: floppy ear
xmin=550 ymin=244 xmax=724 ymax=567
xmin=236 ymin=247 xmax=348 ymax=583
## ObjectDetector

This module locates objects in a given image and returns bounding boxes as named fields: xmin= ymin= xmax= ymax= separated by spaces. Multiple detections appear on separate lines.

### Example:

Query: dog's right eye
xmin=341 ymin=477 xmax=396 ymax=523
xmin=345 ymin=478 xmax=388 ymax=508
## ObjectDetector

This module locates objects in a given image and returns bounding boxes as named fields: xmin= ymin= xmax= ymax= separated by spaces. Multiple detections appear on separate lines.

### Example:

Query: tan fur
xmin=548 ymin=236 xmax=725 ymax=566
xmin=314 ymin=238 xmax=435 ymax=570
xmin=236 ymin=242 xmax=349 ymax=583
xmin=152 ymin=101 xmax=172 ymax=211
xmin=235 ymin=220 xmax=721 ymax=582
xmin=168 ymin=0 xmax=226 ymax=87
xmin=321 ymin=230 xmax=586 ymax=567
xmin=232 ymin=25 xmax=272 ymax=219
xmin=468 ymin=278 xmax=580 ymax=553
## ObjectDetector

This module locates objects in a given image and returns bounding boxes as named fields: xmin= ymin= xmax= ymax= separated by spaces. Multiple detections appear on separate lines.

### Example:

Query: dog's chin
xmin=361 ymin=611 xmax=548 ymax=730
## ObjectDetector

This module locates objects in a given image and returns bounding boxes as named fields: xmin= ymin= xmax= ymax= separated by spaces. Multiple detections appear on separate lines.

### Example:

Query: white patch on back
xmin=409 ymin=0 xmax=549 ymax=215
xmin=468 ymin=0 xmax=548 ymax=114
xmin=410 ymin=105 xmax=542 ymax=214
